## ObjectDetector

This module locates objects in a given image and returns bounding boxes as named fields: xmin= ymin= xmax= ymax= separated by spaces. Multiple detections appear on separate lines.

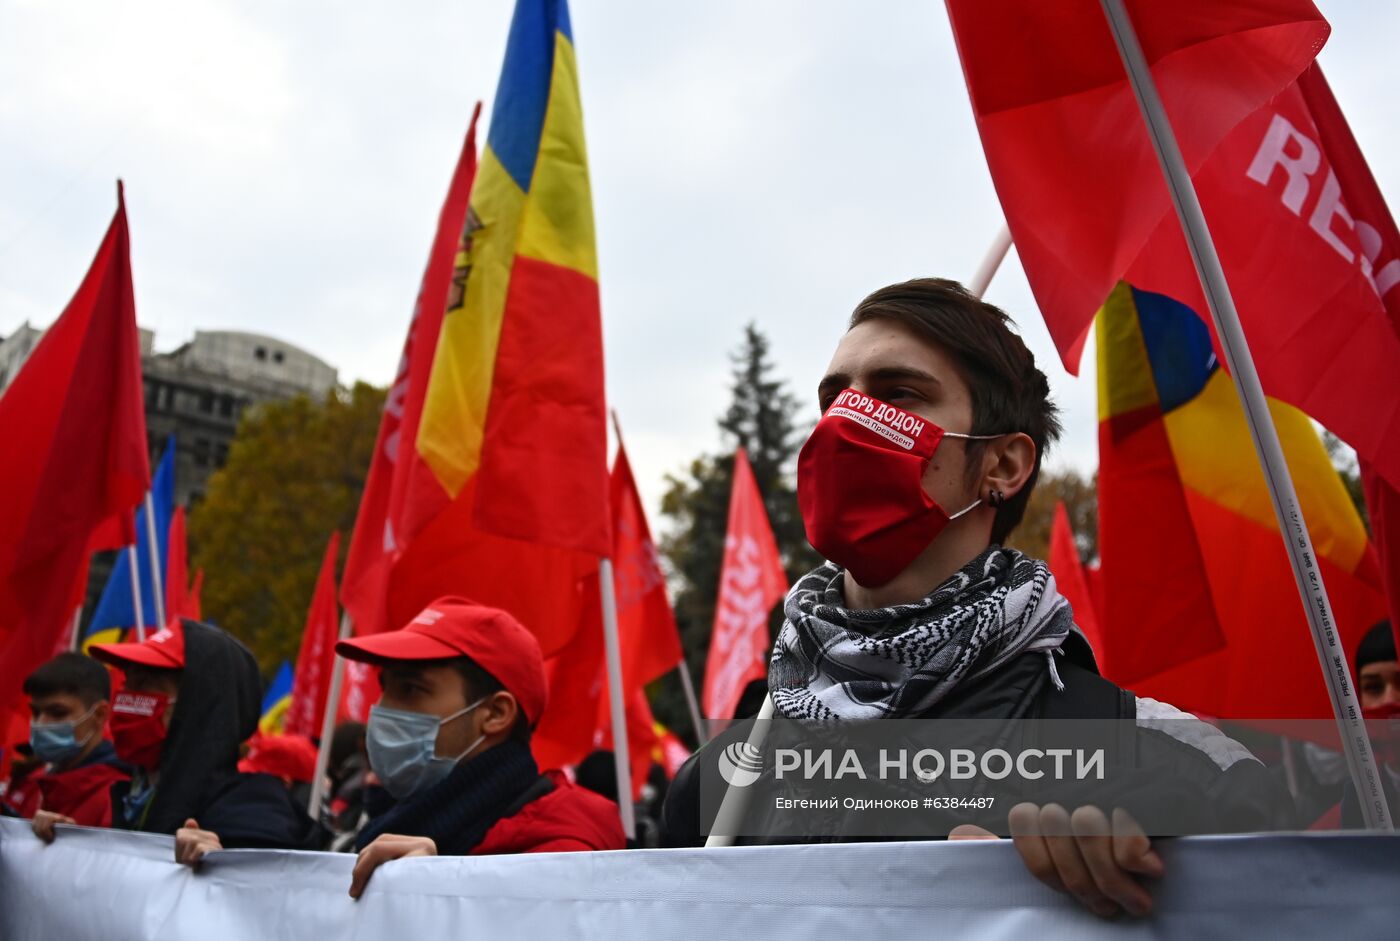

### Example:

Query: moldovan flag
xmin=377 ymin=0 xmax=609 ymax=656
xmin=703 ymin=449 xmax=787 ymax=721
xmin=1095 ymin=284 xmax=1384 ymax=719
xmin=0 ymin=185 xmax=150 ymax=713
xmin=340 ymin=105 xmax=481 ymax=640
xmin=259 ymin=662 xmax=294 ymax=737
xmin=285 ymin=532 xmax=340 ymax=739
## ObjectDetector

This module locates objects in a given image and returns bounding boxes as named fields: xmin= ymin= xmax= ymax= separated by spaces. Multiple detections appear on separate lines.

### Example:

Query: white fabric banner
xmin=2 ymin=818 xmax=1398 ymax=939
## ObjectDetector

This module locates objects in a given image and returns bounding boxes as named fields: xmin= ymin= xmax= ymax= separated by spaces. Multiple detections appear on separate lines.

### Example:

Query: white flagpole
xmin=599 ymin=557 xmax=637 ymax=841
xmin=126 ymin=544 xmax=147 ymax=642
xmin=704 ymin=693 xmax=774 ymax=848
xmin=142 ymin=494 xmax=166 ymax=630
xmin=308 ymin=611 xmax=353 ymax=822
xmin=68 ymin=604 xmax=83 ymax=652
xmin=968 ymin=224 xmax=1013 ymax=299
xmin=676 ymin=658 xmax=709 ymax=745
xmin=1100 ymin=0 xmax=1392 ymax=830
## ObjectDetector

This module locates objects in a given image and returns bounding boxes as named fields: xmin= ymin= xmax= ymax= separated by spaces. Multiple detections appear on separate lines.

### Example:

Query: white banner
xmin=2 ymin=818 xmax=1397 ymax=939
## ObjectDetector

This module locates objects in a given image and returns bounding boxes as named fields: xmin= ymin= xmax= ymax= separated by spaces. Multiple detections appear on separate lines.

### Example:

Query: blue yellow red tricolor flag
xmin=386 ymin=0 xmax=609 ymax=655
xmin=1094 ymin=284 xmax=1384 ymax=719
xmin=259 ymin=661 xmax=294 ymax=737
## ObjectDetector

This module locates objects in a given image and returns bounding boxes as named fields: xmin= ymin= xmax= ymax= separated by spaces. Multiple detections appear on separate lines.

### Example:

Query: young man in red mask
xmin=664 ymin=278 xmax=1289 ymax=919
xmin=32 ymin=620 xmax=319 ymax=854
xmin=22 ymin=653 xmax=129 ymax=830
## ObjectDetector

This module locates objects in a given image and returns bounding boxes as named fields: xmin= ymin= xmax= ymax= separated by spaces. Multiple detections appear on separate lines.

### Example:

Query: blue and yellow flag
xmin=258 ymin=661 xmax=294 ymax=736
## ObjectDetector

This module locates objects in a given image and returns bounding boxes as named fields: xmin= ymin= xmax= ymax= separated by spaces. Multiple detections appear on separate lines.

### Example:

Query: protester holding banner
xmin=333 ymin=597 xmax=624 ymax=899
xmin=22 ymin=653 xmax=129 ymax=831
xmin=664 ymin=279 xmax=1293 ymax=920
xmin=48 ymin=621 xmax=323 ymax=859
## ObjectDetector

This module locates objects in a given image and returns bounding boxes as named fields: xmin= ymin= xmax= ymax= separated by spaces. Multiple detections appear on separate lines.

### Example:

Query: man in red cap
xmin=36 ymin=620 xmax=320 ymax=858
xmin=337 ymin=596 xmax=625 ymax=900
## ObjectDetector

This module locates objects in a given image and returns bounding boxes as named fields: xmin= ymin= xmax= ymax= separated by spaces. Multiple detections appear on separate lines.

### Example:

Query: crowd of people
xmin=5 ymin=279 xmax=1397 ymax=920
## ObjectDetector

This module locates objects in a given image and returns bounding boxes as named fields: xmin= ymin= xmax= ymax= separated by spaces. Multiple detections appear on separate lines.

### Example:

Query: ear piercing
xmin=987 ymin=489 xmax=1006 ymax=508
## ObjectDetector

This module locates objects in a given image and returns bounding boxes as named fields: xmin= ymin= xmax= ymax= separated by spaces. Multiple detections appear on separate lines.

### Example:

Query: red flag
xmin=533 ymin=438 xmax=680 ymax=789
xmin=703 ymin=448 xmax=788 ymax=721
xmin=340 ymin=105 xmax=481 ymax=639
xmin=1047 ymin=503 xmax=1105 ymax=664
xmin=611 ymin=437 xmax=683 ymax=689
xmin=946 ymin=0 xmax=1330 ymax=372
xmin=0 ymin=184 xmax=150 ymax=712
xmin=187 ymin=569 xmax=203 ymax=622
xmin=285 ymin=532 xmax=340 ymax=739
xmin=651 ymin=721 xmax=691 ymax=778
xmin=165 ymin=506 xmax=197 ymax=623
xmin=337 ymin=659 xmax=375 ymax=725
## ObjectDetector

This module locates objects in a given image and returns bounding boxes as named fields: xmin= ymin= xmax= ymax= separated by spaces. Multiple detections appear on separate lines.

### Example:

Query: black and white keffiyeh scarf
xmin=769 ymin=547 xmax=1072 ymax=722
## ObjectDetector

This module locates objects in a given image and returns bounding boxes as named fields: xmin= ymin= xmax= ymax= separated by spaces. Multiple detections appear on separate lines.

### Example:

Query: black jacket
xmin=112 ymin=620 xmax=321 ymax=849
xmin=663 ymin=635 xmax=1293 ymax=845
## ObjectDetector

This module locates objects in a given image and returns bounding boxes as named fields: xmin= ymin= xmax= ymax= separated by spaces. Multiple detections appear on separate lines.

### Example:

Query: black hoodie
xmin=113 ymin=620 xmax=320 ymax=849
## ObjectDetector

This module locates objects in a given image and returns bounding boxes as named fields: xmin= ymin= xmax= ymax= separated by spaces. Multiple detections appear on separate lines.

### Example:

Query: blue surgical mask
xmin=366 ymin=698 xmax=487 ymax=800
xmin=30 ymin=705 xmax=98 ymax=767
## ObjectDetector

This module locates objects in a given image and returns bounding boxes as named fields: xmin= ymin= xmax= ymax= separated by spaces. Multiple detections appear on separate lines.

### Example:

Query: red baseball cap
xmin=90 ymin=622 xmax=185 ymax=670
xmin=336 ymin=597 xmax=547 ymax=724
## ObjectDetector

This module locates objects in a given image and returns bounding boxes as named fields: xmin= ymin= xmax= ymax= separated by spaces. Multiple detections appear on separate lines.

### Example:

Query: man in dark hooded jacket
xmin=664 ymin=279 xmax=1293 ymax=920
xmin=32 ymin=620 xmax=323 ymax=857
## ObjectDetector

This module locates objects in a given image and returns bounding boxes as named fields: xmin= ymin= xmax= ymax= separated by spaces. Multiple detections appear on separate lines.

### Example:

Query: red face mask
xmin=110 ymin=691 xmax=172 ymax=771
xmin=798 ymin=389 xmax=998 ymax=587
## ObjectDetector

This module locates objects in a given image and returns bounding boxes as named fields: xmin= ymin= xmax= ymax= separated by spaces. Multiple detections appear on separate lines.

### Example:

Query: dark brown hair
xmin=849 ymin=277 xmax=1061 ymax=544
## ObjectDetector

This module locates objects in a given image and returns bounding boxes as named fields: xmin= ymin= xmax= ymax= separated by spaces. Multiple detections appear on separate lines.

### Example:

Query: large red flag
xmin=703 ymin=448 xmax=788 ymax=721
xmin=946 ymin=0 xmax=1331 ymax=371
xmin=1046 ymin=502 xmax=1105 ymax=664
xmin=340 ymin=105 xmax=481 ymax=639
xmin=0 ymin=184 xmax=150 ymax=712
xmin=533 ymin=438 xmax=681 ymax=790
xmin=285 ymin=532 xmax=340 ymax=739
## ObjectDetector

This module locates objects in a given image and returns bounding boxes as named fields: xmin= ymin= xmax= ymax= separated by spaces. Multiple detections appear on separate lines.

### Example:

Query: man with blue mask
xmin=22 ymin=653 xmax=130 ymax=832
xmin=333 ymin=596 xmax=625 ymax=900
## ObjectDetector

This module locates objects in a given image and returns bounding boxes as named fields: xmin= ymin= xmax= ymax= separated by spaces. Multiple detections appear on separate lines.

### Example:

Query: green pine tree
xmin=654 ymin=324 xmax=818 ymax=741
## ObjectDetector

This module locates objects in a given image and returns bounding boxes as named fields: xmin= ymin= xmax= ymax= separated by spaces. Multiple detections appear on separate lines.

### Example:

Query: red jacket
xmin=37 ymin=750 xmax=130 ymax=828
xmin=472 ymin=771 xmax=625 ymax=855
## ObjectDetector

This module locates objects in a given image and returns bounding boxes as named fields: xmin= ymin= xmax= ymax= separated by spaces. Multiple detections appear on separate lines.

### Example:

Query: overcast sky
xmin=3 ymin=1 xmax=1396 ymax=519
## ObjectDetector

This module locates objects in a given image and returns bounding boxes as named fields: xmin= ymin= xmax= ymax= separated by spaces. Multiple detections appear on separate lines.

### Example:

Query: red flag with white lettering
xmin=285 ymin=532 xmax=340 ymax=738
xmin=703 ymin=448 xmax=788 ymax=721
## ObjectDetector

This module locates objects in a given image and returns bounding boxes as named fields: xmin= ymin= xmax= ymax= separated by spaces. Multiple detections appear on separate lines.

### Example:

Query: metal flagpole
xmin=1100 ymin=0 xmax=1393 ymax=830
xmin=126 ymin=544 xmax=147 ymax=642
xmin=142 ymin=494 xmax=167 ymax=630
xmin=968 ymin=224 xmax=1013 ymax=298
xmin=308 ymin=611 xmax=353 ymax=821
xmin=69 ymin=605 xmax=83 ymax=652
xmin=676 ymin=658 xmax=709 ymax=745
xmin=599 ymin=557 xmax=637 ymax=841
xmin=704 ymin=694 xmax=774 ymax=848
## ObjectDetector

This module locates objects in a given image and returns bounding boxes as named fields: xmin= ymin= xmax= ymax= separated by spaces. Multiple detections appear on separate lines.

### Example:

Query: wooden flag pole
xmin=1101 ymin=0 xmax=1392 ymax=830
xmin=307 ymin=611 xmax=352 ymax=822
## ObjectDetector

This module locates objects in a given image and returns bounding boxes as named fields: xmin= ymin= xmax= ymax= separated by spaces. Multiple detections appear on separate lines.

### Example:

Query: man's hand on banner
xmin=30 ymin=810 xmax=76 ymax=843
xmin=349 ymin=833 xmax=438 ymax=900
xmin=948 ymin=804 xmax=1163 ymax=920
xmin=175 ymin=818 xmax=224 ymax=867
